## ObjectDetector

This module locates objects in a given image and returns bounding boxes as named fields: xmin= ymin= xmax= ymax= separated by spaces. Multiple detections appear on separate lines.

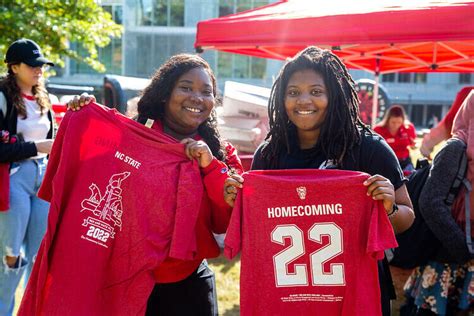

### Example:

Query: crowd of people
xmin=0 ymin=37 xmax=472 ymax=316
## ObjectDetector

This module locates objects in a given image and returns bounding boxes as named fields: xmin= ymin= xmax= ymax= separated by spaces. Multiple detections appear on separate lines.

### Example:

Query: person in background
xmin=374 ymin=105 xmax=417 ymax=173
xmin=224 ymin=46 xmax=415 ymax=316
xmin=0 ymin=38 xmax=54 ymax=316
xmin=68 ymin=53 xmax=243 ymax=316
xmin=402 ymin=91 xmax=474 ymax=316
xmin=420 ymin=86 xmax=474 ymax=159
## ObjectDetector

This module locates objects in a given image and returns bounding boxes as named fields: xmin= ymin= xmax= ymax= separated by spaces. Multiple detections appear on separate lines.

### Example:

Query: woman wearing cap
xmin=0 ymin=38 xmax=55 ymax=316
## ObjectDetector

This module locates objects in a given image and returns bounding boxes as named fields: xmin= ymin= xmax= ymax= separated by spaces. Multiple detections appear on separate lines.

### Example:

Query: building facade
xmin=49 ymin=0 xmax=473 ymax=128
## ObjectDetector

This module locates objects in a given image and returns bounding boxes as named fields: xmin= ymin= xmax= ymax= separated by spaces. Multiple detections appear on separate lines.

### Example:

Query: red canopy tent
xmin=195 ymin=0 xmax=474 ymax=125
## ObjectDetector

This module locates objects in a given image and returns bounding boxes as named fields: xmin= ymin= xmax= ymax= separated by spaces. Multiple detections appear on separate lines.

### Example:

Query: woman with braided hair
xmin=224 ymin=46 xmax=415 ymax=315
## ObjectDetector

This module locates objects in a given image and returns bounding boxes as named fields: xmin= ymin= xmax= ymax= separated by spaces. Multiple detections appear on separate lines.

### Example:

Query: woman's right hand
xmin=67 ymin=93 xmax=96 ymax=111
xmin=34 ymin=139 xmax=54 ymax=154
xmin=223 ymin=173 xmax=244 ymax=207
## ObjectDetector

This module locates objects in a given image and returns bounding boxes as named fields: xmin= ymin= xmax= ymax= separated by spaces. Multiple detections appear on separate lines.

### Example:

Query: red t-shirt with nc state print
xmin=225 ymin=169 xmax=397 ymax=316
xmin=18 ymin=103 xmax=205 ymax=316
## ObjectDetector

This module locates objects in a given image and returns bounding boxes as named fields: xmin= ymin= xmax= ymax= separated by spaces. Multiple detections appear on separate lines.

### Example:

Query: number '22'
xmin=271 ymin=223 xmax=345 ymax=287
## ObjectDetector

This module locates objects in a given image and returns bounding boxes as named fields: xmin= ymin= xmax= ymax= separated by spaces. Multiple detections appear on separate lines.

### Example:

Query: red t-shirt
xmin=374 ymin=123 xmax=416 ymax=160
xmin=225 ymin=169 xmax=397 ymax=316
xmin=149 ymin=120 xmax=243 ymax=283
xmin=19 ymin=103 xmax=205 ymax=316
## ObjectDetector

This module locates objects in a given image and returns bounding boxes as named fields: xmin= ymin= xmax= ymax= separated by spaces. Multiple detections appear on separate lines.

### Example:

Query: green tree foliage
xmin=0 ymin=0 xmax=122 ymax=73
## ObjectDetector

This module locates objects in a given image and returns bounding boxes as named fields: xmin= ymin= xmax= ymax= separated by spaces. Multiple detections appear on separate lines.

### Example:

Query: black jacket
xmin=0 ymin=86 xmax=54 ymax=163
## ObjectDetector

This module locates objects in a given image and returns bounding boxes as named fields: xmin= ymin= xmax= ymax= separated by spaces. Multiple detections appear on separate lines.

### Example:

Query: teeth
xmin=297 ymin=110 xmax=314 ymax=115
xmin=184 ymin=107 xmax=202 ymax=113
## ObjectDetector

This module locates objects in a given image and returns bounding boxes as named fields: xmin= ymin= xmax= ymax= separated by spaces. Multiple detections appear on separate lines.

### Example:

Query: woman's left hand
xmin=363 ymin=174 xmax=395 ymax=214
xmin=181 ymin=138 xmax=213 ymax=168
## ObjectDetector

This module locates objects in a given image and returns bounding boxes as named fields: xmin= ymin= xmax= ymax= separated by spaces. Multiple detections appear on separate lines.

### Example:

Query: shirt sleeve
xmin=37 ymin=110 xmax=72 ymax=202
xmin=360 ymin=133 xmax=407 ymax=190
xmin=0 ymin=141 xmax=38 ymax=163
xmin=224 ymin=188 xmax=243 ymax=260
xmin=366 ymin=200 xmax=398 ymax=259
xmin=250 ymin=142 xmax=268 ymax=170
xmin=200 ymin=142 xmax=244 ymax=233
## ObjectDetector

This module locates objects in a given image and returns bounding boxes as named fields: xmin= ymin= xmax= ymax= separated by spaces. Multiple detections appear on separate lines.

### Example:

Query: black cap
xmin=4 ymin=38 xmax=54 ymax=67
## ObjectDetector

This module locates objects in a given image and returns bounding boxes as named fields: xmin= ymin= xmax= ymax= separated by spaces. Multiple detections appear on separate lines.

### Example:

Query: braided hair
xmin=261 ymin=46 xmax=369 ymax=168
xmin=137 ymin=53 xmax=226 ymax=161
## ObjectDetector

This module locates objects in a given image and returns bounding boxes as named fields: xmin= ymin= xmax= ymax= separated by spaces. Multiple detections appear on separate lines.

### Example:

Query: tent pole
xmin=371 ymin=58 xmax=380 ymax=127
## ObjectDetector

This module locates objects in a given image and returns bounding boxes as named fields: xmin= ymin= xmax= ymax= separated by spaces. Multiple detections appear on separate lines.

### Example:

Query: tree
xmin=0 ymin=0 xmax=122 ymax=73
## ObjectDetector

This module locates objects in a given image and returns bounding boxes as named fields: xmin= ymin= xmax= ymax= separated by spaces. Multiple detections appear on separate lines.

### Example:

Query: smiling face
xmin=284 ymin=69 xmax=329 ymax=147
xmin=163 ymin=67 xmax=215 ymax=138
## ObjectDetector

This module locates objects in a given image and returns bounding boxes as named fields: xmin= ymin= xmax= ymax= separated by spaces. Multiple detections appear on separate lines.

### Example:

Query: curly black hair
xmin=261 ymin=46 xmax=369 ymax=167
xmin=137 ymin=54 xmax=226 ymax=161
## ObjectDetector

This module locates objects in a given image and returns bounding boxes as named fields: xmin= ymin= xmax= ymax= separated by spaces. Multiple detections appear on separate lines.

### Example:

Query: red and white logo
xmin=296 ymin=186 xmax=307 ymax=200
xmin=80 ymin=171 xmax=130 ymax=248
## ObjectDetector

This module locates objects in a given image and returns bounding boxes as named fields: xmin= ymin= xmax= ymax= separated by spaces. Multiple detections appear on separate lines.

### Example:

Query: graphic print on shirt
xmin=271 ymin=222 xmax=345 ymax=299
xmin=80 ymin=171 xmax=130 ymax=248
xmin=296 ymin=186 xmax=307 ymax=200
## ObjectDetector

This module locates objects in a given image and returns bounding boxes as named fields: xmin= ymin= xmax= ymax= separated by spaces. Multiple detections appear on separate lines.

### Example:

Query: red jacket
xmin=151 ymin=120 xmax=243 ymax=283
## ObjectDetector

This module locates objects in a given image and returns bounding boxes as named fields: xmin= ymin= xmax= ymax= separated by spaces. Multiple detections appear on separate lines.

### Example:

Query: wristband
xmin=387 ymin=203 xmax=399 ymax=218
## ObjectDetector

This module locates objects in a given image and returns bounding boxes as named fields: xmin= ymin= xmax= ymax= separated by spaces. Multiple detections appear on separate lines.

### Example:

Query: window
xmin=250 ymin=57 xmax=266 ymax=79
xmin=414 ymin=73 xmax=427 ymax=83
xmin=410 ymin=104 xmax=424 ymax=126
xmin=153 ymin=0 xmax=168 ymax=26
xmin=398 ymin=73 xmax=411 ymax=83
xmin=169 ymin=0 xmax=184 ymax=26
xmin=381 ymin=73 xmax=395 ymax=82
xmin=136 ymin=0 xmax=184 ymax=26
xmin=234 ymin=55 xmax=250 ymax=78
xmin=216 ymin=52 xmax=267 ymax=79
xmin=237 ymin=0 xmax=252 ymax=13
xmin=219 ymin=0 xmax=269 ymax=17
xmin=459 ymin=73 xmax=472 ymax=84
xmin=217 ymin=53 xmax=232 ymax=77
xmin=128 ymin=33 xmax=195 ymax=77
xmin=219 ymin=0 xmax=234 ymax=16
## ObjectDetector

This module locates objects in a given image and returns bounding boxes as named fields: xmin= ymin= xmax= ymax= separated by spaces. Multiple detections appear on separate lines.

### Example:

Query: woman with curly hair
xmin=69 ymin=53 xmax=243 ymax=315
xmin=0 ymin=38 xmax=55 ymax=316
xmin=224 ymin=46 xmax=415 ymax=315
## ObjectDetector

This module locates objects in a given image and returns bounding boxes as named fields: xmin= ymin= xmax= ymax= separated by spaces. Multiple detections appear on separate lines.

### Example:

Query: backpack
xmin=390 ymin=139 xmax=471 ymax=269
xmin=389 ymin=158 xmax=440 ymax=269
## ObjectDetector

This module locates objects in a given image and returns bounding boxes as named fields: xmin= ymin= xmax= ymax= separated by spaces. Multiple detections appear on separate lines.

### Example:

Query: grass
xmin=209 ymin=256 xmax=241 ymax=316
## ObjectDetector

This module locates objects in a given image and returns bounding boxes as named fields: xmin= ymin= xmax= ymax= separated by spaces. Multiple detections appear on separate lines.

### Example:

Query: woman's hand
xmin=34 ymin=139 xmax=54 ymax=154
xmin=364 ymin=175 xmax=415 ymax=234
xmin=223 ymin=173 xmax=244 ymax=207
xmin=67 ymin=93 xmax=96 ymax=111
xmin=363 ymin=174 xmax=395 ymax=214
xmin=181 ymin=138 xmax=213 ymax=168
